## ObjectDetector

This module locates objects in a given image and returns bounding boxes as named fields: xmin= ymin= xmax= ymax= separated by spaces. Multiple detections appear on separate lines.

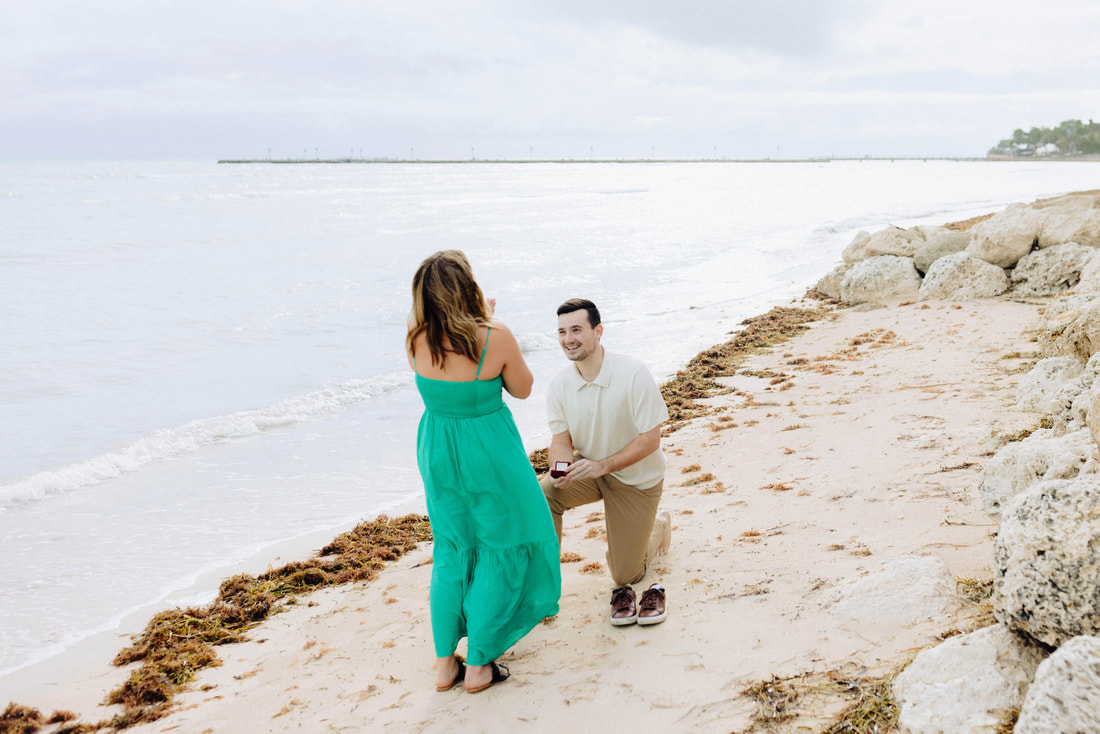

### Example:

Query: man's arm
xmin=547 ymin=430 xmax=576 ymax=489
xmin=561 ymin=426 xmax=661 ymax=484
xmin=548 ymin=430 xmax=575 ymax=467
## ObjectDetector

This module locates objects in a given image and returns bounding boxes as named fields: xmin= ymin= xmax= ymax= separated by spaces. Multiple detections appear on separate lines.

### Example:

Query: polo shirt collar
xmin=570 ymin=349 xmax=612 ymax=389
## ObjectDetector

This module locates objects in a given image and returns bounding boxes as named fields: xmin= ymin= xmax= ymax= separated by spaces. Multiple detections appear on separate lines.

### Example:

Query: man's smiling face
xmin=557 ymin=309 xmax=602 ymax=362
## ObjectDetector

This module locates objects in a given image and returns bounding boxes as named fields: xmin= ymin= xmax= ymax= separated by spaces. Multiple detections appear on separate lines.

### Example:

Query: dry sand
xmin=17 ymin=296 xmax=1046 ymax=733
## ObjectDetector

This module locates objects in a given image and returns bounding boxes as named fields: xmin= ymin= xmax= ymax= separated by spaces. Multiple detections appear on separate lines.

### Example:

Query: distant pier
xmin=218 ymin=156 xmax=1002 ymax=165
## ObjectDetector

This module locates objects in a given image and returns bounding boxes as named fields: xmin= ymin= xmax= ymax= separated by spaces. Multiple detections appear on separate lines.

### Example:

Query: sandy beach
xmin=2 ymin=286 xmax=1049 ymax=733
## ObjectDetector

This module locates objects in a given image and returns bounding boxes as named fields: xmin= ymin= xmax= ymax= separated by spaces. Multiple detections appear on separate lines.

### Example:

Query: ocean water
xmin=2 ymin=158 xmax=1098 ymax=683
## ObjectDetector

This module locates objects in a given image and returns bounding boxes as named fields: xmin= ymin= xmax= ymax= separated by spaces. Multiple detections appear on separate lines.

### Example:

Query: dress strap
xmin=475 ymin=326 xmax=492 ymax=379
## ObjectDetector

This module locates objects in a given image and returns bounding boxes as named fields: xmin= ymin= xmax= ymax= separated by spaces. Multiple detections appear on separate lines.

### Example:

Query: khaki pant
xmin=539 ymin=473 xmax=664 ymax=588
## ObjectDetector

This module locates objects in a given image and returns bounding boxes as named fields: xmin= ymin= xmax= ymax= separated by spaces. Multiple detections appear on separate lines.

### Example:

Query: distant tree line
xmin=988 ymin=119 xmax=1100 ymax=157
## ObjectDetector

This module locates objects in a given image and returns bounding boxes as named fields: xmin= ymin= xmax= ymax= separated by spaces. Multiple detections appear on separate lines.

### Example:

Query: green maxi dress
xmin=414 ymin=329 xmax=561 ymax=666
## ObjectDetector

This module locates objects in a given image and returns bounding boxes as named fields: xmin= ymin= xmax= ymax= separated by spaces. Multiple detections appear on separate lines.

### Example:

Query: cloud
xmin=3 ymin=0 xmax=1100 ymax=159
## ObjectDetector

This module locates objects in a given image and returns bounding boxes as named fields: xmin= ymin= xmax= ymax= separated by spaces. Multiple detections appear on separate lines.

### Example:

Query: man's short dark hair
xmin=557 ymin=298 xmax=601 ymax=329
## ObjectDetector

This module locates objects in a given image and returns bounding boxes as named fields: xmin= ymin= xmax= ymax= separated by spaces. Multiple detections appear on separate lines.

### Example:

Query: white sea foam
xmin=516 ymin=332 xmax=559 ymax=352
xmin=0 ymin=372 xmax=413 ymax=511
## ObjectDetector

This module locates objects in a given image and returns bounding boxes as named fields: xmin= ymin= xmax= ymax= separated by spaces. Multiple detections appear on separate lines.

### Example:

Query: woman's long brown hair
xmin=407 ymin=250 xmax=491 ymax=367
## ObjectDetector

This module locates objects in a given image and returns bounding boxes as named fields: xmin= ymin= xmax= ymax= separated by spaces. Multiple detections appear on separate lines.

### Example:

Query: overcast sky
xmin=4 ymin=1 xmax=1099 ymax=160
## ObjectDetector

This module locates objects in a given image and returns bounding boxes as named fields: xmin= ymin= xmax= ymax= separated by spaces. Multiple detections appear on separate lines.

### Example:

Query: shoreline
xmin=4 ymin=299 xmax=1046 ymax=732
xmin=110 ymin=294 xmax=1037 ymax=733
xmin=0 ymin=502 xmax=429 ymax=708
xmin=1 ymin=197 xmax=1073 ymax=732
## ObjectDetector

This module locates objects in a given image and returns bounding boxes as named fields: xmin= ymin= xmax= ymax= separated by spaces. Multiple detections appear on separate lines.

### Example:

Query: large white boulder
xmin=994 ymin=476 xmax=1100 ymax=647
xmin=1016 ymin=356 xmax=1085 ymax=413
xmin=913 ymin=227 xmax=971 ymax=273
xmin=1015 ymin=354 xmax=1100 ymax=436
xmin=1072 ymin=253 xmax=1100 ymax=294
xmin=1040 ymin=300 xmax=1100 ymax=361
xmin=843 ymin=226 xmax=926 ymax=265
xmin=967 ymin=203 xmax=1041 ymax=268
xmin=841 ymin=230 xmax=872 ymax=265
xmin=1036 ymin=193 xmax=1100 ymax=248
xmin=1015 ymin=635 xmax=1100 ymax=734
xmin=1042 ymin=294 xmax=1100 ymax=323
xmin=893 ymin=624 xmax=1045 ymax=734
xmin=978 ymin=428 xmax=1096 ymax=523
xmin=816 ymin=262 xmax=849 ymax=300
xmin=917 ymin=251 xmax=1008 ymax=301
xmin=839 ymin=255 xmax=922 ymax=306
xmin=865 ymin=225 xmax=925 ymax=259
xmin=826 ymin=555 xmax=961 ymax=631
xmin=1010 ymin=242 xmax=1095 ymax=296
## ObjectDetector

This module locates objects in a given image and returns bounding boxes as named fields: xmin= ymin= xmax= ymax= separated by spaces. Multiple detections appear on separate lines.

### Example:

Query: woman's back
xmin=408 ymin=320 xmax=532 ymax=399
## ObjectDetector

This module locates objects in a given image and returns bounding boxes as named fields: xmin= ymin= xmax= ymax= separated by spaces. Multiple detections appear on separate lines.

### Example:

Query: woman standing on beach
xmin=406 ymin=250 xmax=561 ymax=693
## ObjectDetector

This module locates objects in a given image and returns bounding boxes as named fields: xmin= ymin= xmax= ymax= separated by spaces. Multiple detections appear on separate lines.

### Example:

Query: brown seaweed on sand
xmin=661 ymin=306 xmax=827 ymax=431
xmin=8 ymin=514 xmax=433 ymax=731
xmin=737 ymin=660 xmax=906 ymax=733
xmin=0 ymin=706 xmax=89 ymax=734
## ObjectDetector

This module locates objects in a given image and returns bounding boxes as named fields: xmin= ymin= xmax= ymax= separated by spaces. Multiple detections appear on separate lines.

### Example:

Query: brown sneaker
xmin=637 ymin=583 xmax=667 ymax=626
xmin=609 ymin=585 xmax=637 ymax=626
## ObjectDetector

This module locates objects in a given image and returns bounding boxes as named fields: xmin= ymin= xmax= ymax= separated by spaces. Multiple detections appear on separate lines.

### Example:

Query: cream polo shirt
xmin=547 ymin=349 xmax=669 ymax=490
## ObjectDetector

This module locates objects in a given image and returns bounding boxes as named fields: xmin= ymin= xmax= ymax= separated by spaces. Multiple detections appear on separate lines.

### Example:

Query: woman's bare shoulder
xmin=488 ymin=319 xmax=521 ymax=346
xmin=489 ymin=317 xmax=514 ymax=334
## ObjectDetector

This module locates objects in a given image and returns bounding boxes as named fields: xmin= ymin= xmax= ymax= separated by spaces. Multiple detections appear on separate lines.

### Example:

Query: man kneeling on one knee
xmin=540 ymin=298 xmax=672 ymax=626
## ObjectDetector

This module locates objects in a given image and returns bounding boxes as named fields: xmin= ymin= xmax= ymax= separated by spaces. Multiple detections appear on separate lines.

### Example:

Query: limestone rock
xmin=1041 ymin=301 xmax=1100 ymax=361
xmin=1073 ymin=254 xmax=1100 ymax=294
xmin=865 ymin=225 xmax=925 ymax=259
xmin=1036 ymin=193 xmax=1100 ymax=248
xmin=816 ymin=262 xmax=849 ymax=300
xmin=893 ymin=624 xmax=1045 ymax=734
xmin=1015 ymin=354 xmax=1100 ymax=437
xmin=1010 ymin=242 xmax=1095 ymax=296
xmin=917 ymin=252 xmax=1008 ymax=301
xmin=1042 ymin=294 xmax=1100 ymax=323
xmin=994 ymin=477 xmax=1100 ymax=647
xmin=826 ymin=555 xmax=961 ymax=631
xmin=1015 ymin=635 xmax=1100 ymax=734
xmin=967 ymin=203 xmax=1041 ymax=268
xmin=843 ymin=226 xmax=927 ymax=265
xmin=1017 ymin=356 xmax=1085 ymax=414
xmin=1082 ymin=351 xmax=1100 ymax=386
xmin=1045 ymin=357 xmax=1100 ymax=436
xmin=1085 ymin=379 xmax=1100 ymax=449
xmin=839 ymin=255 xmax=922 ymax=306
xmin=978 ymin=428 xmax=1096 ymax=523
xmin=1041 ymin=209 xmax=1100 ymax=249
xmin=1034 ymin=192 xmax=1100 ymax=214
xmin=841 ymin=230 xmax=872 ymax=265
xmin=913 ymin=227 xmax=970 ymax=273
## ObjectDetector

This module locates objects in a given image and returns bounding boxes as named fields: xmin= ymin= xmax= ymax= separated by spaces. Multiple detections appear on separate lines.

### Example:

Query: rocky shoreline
xmin=820 ymin=191 xmax=1100 ymax=732
xmin=5 ymin=192 xmax=1100 ymax=734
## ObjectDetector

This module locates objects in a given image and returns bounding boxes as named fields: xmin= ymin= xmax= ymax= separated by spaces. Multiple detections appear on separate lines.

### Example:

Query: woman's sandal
xmin=435 ymin=656 xmax=467 ymax=692
xmin=466 ymin=661 xmax=510 ymax=694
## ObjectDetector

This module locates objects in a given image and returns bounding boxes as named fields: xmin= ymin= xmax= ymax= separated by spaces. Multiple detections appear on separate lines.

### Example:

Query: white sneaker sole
xmin=637 ymin=610 xmax=667 ymax=626
xmin=610 ymin=614 xmax=638 ymax=626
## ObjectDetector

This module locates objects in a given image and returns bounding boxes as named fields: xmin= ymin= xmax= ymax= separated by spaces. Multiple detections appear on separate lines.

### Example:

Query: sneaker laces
xmin=639 ymin=584 xmax=664 ymax=610
xmin=610 ymin=586 xmax=635 ymax=612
